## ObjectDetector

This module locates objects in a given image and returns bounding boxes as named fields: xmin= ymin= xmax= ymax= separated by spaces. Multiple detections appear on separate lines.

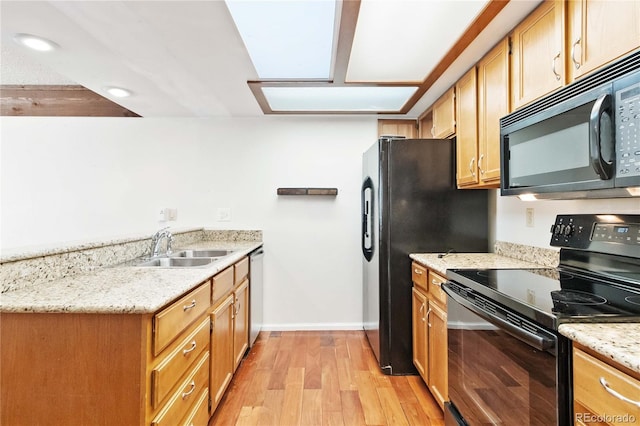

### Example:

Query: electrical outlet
xmin=167 ymin=208 xmax=178 ymax=221
xmin=217 ymin=207 xmax=231 ymax=222
xmin=526 ymin=208 xmax=535 ymax=227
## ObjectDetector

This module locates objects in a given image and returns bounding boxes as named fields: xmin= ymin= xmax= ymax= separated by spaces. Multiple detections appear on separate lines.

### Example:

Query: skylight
xmin=262 ymin=86 xmax=418 ymax=112
xmin=225 ymin=0 xmax=337 ymax=79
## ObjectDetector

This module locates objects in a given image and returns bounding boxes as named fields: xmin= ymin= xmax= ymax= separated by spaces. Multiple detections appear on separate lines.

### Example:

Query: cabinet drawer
xmin=573 ymin=348 xmax=640 ymax=425
xmin=234 ymin=257 xmax=249 ymax=285
xmin=412 ymin=262 xmax=428 ymax=291
xmin=181 ymin=387 xmax=209 ymax=426
xmin=152 ymin=351 xmax=210 ymax=426
xmin=212 ymin=266 xmax=234 ymax=305
xmin=154 ymin=282 xmax=211 ymax=356
xmin=428 ymin=271 xmax=447 ymax=306
xmin=152 ymin=318 xmax=210 ymax=408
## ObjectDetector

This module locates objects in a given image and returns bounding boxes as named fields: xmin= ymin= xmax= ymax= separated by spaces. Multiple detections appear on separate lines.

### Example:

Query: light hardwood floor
xmin=209 ymin=330 xmax=445 ymax=426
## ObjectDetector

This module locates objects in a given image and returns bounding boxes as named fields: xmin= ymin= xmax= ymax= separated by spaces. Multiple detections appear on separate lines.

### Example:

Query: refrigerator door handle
xmin=362 ymin=177 xmax=374 ymax=261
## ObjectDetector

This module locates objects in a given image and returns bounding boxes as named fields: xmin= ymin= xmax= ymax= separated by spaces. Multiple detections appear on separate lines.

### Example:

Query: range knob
xmin=563 ymin=224 xmax=574 ymax=236
xmin=551 ymin=224 xmax=562 ymax=235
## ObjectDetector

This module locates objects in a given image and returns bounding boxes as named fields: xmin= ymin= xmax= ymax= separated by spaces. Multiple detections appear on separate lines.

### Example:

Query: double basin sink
xmin=136 ymin=249 xmax=236 ymax=268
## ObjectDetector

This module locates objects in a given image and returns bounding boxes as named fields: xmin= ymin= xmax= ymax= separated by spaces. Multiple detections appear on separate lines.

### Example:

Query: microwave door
xmin=502 ymin=88 xmax=615 ymax=196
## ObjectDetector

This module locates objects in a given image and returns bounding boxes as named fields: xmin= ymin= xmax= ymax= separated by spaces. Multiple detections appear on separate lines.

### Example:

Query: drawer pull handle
xmin=182 ymin=380 xmax=196 ymax=400
xmin=599 ymin=377 xmax=640 ymax=408
xmin=182 ymin=341 xmax=197 ymax=355
xmin=414 ymin=268 xmax=423 ymax=275
xmin=431 ymin=279 xmax=442 ymax=287
xmin=183 ymin=300 xmax=197 ymax=311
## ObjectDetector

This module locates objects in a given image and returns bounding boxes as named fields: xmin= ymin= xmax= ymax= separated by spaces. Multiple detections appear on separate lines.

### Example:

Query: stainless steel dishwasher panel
xmin=249 ymin=247 xmax=264 ymax=347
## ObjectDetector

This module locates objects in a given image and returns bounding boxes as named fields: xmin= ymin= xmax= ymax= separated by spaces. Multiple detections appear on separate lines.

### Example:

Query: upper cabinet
xmin=456 ymin=38 xmax=509 ymax=188
xmin=510 ymin=0 xmax=565 ymax=110
xmin=431 ymin=88 xmax=456 ymax=139
xmin=455 ymin=67 xmax=479 ymax=187
xmin=377 ymin=119 xmax=417 ymax=139
xmin=477 ymin=38 xmax=509 ymax=186
xmin=567 ymin=0 xmax=640 ymax=82
xmin=418 ymin=109 xmax=434 ymax=139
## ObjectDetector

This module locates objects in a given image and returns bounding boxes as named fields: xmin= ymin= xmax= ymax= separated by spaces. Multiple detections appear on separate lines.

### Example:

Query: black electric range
xmin=447 ymin=214 xmax=640 ymax=331
xmin=443 ymin=214 xmax=640 ymax=426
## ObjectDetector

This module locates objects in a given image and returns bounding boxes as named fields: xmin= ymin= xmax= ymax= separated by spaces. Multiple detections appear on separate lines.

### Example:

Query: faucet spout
xmin=150 ymin=227 xmax=174 ymax=257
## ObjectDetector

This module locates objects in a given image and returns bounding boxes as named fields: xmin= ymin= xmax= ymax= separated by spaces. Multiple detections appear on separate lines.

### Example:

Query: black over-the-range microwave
xmin=500 ymin=50 xmax=640 ymax=199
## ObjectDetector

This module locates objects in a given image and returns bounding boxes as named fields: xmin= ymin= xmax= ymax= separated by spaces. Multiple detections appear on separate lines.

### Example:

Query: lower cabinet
xmin=411 ymin=261 xmax=448 ymax=410
xmin=573 ymin=345 xmax=640 ymax=426
xmin=0 ymin=256 xmax=252 ymax=426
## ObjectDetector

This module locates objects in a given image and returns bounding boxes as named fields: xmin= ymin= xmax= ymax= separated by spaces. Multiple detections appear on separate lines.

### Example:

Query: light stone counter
xmin=559 ymin=323 xmax=640 ymax=374
xmin=409 ymin=252 xmax=547 ymax=277
xmin=0 ymin=240 xmax=262 ymax=314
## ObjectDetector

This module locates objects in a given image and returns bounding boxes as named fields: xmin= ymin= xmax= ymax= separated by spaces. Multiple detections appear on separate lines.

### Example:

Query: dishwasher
xmin=249 ymin=247 xmax=264 ymax=347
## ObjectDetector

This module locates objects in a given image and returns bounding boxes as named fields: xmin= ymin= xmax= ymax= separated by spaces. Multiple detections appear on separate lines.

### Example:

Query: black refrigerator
xmin=361 ymin=137 xmax=489 ymax=375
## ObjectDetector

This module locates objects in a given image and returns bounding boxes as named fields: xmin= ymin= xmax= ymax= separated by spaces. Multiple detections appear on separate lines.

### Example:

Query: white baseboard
xmin=261 ymin=322 xmax=363 ymax=331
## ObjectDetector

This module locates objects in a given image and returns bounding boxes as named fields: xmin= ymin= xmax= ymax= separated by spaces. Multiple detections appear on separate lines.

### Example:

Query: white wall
xmin=1 ymin=116 xmax=377 ymax=330
xmin=494 ymin=190 xmax=639 ymax=248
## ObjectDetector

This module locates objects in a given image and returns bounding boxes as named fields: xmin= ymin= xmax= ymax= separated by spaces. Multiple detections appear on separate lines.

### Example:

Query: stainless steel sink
xmin=137 ymin=257 xmax=213 ymax=267
xmin=171 ymin=249 xmax=235 ymax=258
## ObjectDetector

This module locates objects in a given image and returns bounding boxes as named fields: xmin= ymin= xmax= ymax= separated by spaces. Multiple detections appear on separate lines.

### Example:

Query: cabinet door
xmin=412 ymin=287 xmax=429 ymax=382
xmin=418 ymin=109 xmax=434 ymax=139
xmin=432 ymin=88 xmax=456 ymax=138
xmin=210 ymin=294 xmax=234 ymax=412
xmin=477 ymin=39 xmax=509 ymax=186
xmin=456 ymin=67 xmax=479 ymax=187
xmin=378 ymin=119 xmax=417 ymax=138
xmin=232 ymin=279 xmax=249 ymax=371
xmin=511 ymin=0 xmax=565 ymax=110
xmin=568 ymin=0 xmax=640 ymax=82
xmin=428 ymin=301 xmax=448 ymax=410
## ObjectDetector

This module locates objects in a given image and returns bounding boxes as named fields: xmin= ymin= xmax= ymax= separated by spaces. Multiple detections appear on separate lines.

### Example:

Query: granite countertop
xmin=409 ymin=252 xmax=547 ymax=276
xmin=559 ymin=323 xmax=640 ymax=374
xmin=0 ymin=240 xmax=262 ymax=315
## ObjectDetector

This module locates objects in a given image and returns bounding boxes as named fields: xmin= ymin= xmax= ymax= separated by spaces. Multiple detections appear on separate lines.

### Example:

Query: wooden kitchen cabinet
xmin=511 ymin=0 xmax=565 ymax=110
xmin=378 ymin=119 xmax=417 ymax=139
xmin=567 ymin=0 xmax=640 ymax=83
xmin=411 ymin=261 xmax=448 ymax=410
xmin=418 ymin=108 xmax=434 ymax=138
xmin=573 ymin=345 xmax=640 ymax=425
xmin=476 ymin=38 xmax=509 ymax=187
xmin=432 ymin=88 xmax=456 ymax=138
xmin=412 ymin=286 xmax=429 ymax=379
xmin=455 ymin=67 xmax=479 ymax=187
xmin=210 ymin=256 xmax=251 ymax=412
xmin=210 ymin=293 xmax=234 ymax=411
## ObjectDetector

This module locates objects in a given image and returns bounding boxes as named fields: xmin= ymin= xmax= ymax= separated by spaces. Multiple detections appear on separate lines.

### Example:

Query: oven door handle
xmin=442 ymin=283 xmax=555 ymax=352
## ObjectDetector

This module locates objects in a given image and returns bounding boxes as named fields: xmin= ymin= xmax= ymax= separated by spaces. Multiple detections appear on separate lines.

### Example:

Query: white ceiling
xmin=0 ymin=0 xmax=542 ymax=118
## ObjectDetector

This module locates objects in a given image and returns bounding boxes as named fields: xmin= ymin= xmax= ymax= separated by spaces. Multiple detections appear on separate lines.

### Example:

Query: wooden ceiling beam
xmin=0 ymin=85 xmax=140 ymax=117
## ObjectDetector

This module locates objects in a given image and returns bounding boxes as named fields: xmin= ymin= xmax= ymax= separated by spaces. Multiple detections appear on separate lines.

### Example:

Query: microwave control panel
xmin=615 ymin=79 xmax=640 ymax=178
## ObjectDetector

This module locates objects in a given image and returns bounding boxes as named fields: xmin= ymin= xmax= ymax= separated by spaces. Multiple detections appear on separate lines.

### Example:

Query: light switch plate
xmin=217 ymin=207 xmax=231 ymax=222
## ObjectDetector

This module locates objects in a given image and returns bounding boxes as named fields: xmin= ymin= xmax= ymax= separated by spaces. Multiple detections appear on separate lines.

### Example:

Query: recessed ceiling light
xmin=104 ymin=87 xmax=132 ymax=98
xmin=13 ymin=33 xmax=59 ymax=52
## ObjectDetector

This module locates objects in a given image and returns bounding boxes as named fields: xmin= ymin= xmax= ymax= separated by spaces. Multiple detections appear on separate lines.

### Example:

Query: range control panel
xmin=550 ymin=214 xmax=640 ymax=253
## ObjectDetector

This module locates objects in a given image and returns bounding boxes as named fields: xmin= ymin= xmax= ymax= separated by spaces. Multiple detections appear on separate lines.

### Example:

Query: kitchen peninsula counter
xmin=410 ymin=252 xmax=547 ymax=276
xmin=0 ymin=239 xmax=262 ymax=314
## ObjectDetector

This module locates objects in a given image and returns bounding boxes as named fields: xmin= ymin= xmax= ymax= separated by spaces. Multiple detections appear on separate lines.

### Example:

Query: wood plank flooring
xmin=209 ymin=330 xmax=444 ymax=426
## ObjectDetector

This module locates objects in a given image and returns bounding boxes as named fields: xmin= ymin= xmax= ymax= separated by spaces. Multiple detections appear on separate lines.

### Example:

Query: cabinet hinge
xmin=210 ymin=319 xmax=214 ymax=334
xmin=508 ymin=37 xmax=512 ymax=55
xmin=208 ymin=397 xmax=212 ymax=412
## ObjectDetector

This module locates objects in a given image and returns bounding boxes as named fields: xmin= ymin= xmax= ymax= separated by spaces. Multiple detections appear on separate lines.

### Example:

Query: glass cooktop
xmin=446 ymin=268 xmax=640 ymax=330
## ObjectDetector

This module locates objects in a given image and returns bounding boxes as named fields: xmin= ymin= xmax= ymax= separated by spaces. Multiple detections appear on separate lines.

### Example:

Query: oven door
xmin=443 ymin=282 xmax=561 ymax=425
xmin=501 ymin=83 xmax=614 ymax=196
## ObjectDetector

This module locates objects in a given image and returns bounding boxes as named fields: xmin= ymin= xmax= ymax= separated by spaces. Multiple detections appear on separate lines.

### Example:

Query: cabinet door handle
xmin=181 ymin=380 xmax=196 ymax=400
xmin=552 ymin=52 xmax=561 ymax=81
xmin=414 ymin=268 xmax=423 ymax=275
xmin=478 ymin=154 xmax=485 ymax=175
xmin=571 ymin=38 xmax=581 ymax=69
xmin=183 ymin=300 xmax=196 ymax=311
xmin=599 ymin=377 xmax=640 ymax=408
xmin=419 ymin=303 xmax=425 ymax=322
xmin=182 ymin=341 xmax=197 ymax=355
xmin=469 ymin=157 xmax=476 ymax=177
xmin=426 ymin=308 xmax=432 ymax=327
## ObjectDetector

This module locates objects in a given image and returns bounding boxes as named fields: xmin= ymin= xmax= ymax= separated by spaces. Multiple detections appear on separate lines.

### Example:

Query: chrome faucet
xmin=150 ymin=227 xmax=174 ymax=257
